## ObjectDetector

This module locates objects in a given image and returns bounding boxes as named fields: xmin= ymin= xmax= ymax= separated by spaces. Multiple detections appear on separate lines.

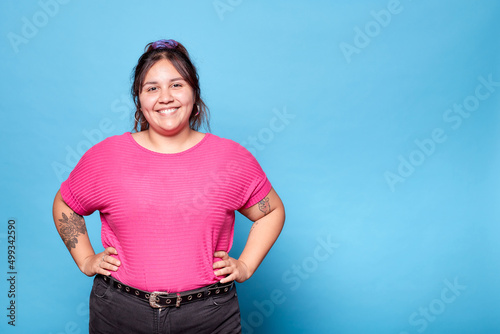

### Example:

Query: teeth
xmin=158 ymin=108 xmax=179 ymax=114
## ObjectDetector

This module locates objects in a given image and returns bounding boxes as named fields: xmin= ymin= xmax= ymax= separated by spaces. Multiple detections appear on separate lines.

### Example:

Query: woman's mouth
xmin=157 ymin=108 xmax=179 ymax=115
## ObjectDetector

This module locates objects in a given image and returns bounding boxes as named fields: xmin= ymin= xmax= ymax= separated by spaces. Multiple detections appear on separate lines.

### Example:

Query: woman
xmin=52 ymin=39 xmax=285 ymax=333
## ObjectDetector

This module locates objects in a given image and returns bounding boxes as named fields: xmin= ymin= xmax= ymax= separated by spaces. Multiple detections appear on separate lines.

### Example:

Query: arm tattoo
xmin=258 ymin=196 xmax=271 ymax=215
xmin=58 ymin=212 xmax=87 ymax=250
xmin=249 ymin=197 xmax=271 ymax=233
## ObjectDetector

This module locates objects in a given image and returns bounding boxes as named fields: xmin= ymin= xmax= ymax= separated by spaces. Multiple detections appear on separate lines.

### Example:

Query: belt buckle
xmin=149 ymin=291 xmax=162 ymax=308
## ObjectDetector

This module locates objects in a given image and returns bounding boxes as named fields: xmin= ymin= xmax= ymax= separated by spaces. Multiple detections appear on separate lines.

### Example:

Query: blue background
xmin=1 ymin=0 xmax=499 ymax=333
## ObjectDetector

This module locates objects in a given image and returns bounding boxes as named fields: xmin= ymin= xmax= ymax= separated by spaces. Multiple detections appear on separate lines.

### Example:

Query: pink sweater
xmin=60 ymin=132 xmax=271 ymax=292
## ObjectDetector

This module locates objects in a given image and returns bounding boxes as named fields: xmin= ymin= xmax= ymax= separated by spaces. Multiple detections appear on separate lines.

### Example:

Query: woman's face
xmin=139 ymin=59 xmax=195 ymax=137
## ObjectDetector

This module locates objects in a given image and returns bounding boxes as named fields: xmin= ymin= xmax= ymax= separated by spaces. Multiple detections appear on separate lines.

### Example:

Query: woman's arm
xmin=213 ymin=187 xmax=285 ymax=283
xmin=52 ymin=189 xmax=120 ymax=276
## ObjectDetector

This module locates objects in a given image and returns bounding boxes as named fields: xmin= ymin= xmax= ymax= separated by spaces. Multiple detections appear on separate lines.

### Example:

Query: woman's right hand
xmin=80 ymin=247 xmax=121 ymax=277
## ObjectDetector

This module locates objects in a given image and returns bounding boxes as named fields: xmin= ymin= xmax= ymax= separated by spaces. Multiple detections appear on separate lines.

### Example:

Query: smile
xmin=157 ymin=108 xmax=179 ymax=115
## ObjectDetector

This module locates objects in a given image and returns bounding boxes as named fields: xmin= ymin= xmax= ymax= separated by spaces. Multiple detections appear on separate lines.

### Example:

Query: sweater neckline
xmin=125 ymin=132 xmax=211 ymax=156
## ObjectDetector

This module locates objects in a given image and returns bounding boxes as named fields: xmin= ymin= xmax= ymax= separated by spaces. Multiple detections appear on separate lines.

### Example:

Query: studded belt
xmin=98 ymin=274 xmax=235 ymax=308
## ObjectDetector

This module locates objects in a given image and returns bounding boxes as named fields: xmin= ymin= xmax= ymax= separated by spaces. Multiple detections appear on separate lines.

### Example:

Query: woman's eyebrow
xmin=142 ymin=77 xmax=185 ymax=87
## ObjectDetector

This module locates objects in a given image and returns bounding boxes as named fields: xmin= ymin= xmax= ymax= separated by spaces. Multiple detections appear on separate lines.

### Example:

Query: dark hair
xmin=131 ymin=40 xmax=210 ymax=132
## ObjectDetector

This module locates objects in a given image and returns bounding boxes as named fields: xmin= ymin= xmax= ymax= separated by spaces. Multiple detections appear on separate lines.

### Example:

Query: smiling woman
xmin=52 ymin=39 xmax=285 ymax=334
xmin=132 ymin=40 xmax=209 ymax=135
xmin=133 ymin=59 xmax=201 ymax=152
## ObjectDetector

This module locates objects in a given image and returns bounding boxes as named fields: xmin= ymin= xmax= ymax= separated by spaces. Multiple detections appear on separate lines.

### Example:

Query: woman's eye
xmin=172 ymin=83 xmax=182 ymax=88
xmin=147 ymin=87 xmax=157 ymax=92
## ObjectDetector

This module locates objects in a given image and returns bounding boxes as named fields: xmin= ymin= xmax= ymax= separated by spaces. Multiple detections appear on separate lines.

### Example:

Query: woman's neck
xmin=134 ymin=128 xmax=205 ymax=154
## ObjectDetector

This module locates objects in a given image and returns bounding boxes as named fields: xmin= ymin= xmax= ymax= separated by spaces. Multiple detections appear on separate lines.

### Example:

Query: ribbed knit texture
xmin=60 ymin=132 xmax=271 ymax=292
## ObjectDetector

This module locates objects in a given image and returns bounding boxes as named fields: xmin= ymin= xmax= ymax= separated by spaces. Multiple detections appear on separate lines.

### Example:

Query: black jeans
xmin=89 ymin=275 xmax=241 ymax=334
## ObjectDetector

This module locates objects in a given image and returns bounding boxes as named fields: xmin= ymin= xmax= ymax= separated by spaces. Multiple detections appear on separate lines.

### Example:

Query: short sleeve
xmin=236 ymin=146 xmax=272 ymax=209
xmin=242 ymin=176 xmax=272 ymax=209
xmin=60 ymin=146 xmax=100 ymax=216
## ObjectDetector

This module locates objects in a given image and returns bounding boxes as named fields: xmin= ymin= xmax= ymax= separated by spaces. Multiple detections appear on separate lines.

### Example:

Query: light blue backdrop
xmin=1 ymin=0 xmax=499 ymax=333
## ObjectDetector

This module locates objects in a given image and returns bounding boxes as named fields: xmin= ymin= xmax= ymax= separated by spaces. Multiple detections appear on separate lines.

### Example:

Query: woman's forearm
xmin=52 ymin=189 xmax=96 ymax=273
xmin=52 ymin=190 xmax=121 ymax=276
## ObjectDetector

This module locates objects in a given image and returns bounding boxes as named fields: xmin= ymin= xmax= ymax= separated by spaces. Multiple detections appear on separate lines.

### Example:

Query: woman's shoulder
xmin=205 ymin=133 xmax=247 ymax=152
xmin=204 ymin=133 xmax=255 ymax=159
xmin=84 ymin=132 xmax=132 ymax=155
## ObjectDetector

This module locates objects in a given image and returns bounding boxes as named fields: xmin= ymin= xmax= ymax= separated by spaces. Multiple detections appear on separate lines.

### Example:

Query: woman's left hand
xmin=213 ymin=251 xmax=251 ymax=284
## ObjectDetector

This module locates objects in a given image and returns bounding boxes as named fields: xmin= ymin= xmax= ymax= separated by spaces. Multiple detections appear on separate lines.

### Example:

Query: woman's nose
xmin=159 ymin=89 xmax=173 ymax=103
